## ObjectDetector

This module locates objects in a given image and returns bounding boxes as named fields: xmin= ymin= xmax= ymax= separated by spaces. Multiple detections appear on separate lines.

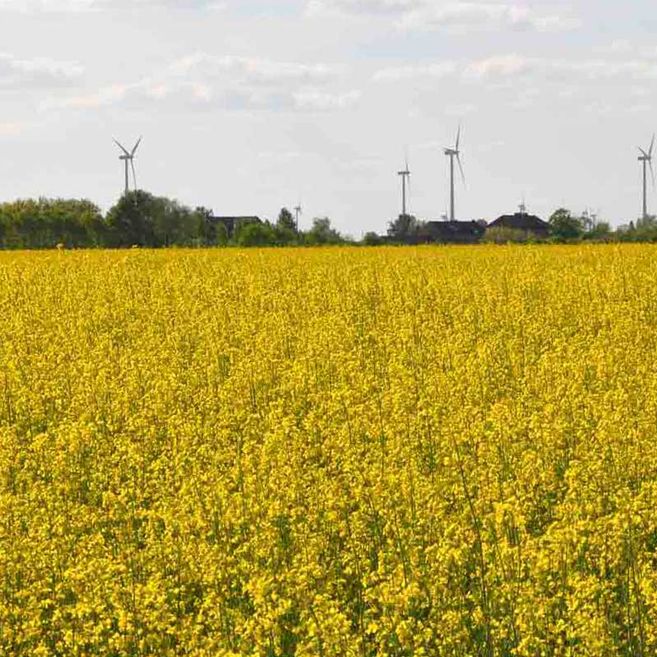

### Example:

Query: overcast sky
xmin=1 ymin=0 xmax=656 ymax=234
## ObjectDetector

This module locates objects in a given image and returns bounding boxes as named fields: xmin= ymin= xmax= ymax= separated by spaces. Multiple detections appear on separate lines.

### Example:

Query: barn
xmin=417 ymin=220 xmax=487 ymax=244
xmin=488 ymin=211 xmax=550 ymax=239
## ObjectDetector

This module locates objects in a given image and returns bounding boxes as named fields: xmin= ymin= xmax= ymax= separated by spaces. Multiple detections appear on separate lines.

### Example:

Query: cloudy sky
xmin=1 ymin=0 xmax=656 ymax=234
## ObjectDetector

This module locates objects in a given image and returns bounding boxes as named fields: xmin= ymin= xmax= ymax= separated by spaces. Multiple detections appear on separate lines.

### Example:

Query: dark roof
xmin=420 ymin=220 xmax=486 ymax=239
xmin=489 ymin=213 xmax=549 ymax=230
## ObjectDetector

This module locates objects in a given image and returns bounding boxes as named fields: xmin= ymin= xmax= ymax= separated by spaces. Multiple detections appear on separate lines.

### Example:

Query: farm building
xmin=488 ymin=211 xmax=550 ymax=239
xmin=417 ymin=220 xmax=487 ymax=244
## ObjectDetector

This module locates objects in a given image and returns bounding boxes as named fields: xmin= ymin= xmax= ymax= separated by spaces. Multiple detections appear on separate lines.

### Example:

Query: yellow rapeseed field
xmin=2 ymin=245 xmax=657 ymax=656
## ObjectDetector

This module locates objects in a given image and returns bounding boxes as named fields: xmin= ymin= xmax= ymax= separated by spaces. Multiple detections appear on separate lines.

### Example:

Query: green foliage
xmin=617 ymin=216 xmax=657 ymax=242
xmin=213 ymin=220 xmax=229 ymax=246
xmin=105 ymin=191 xmax=157 ymax=247
xmin=362 ymin=231 xmax=384 ymax=246
xmin=277 ymin=208 xmax=297 ymax=233
xmin=549 ymin=208 xmax=584 ymax=240
xmin=105 ymin=191 xmax=205 ymax=247
xmin=585 ymin=221 xmax=612 ymax=241
xmin=306 ymin=217 xmax=343 ymax=245
xmin=0 ymin=192 xmax=353 ymax=249
xmin=483 ymin=227 xmax=530 ymax=244
xmin=236 ymin=221 xmax=278 ymax=247
xmin=0 ymin=198 xmax=105 ymax=249
xmin=273 ymin=209 xmax=299 ymax=245
xmin=194 ymin=207 xmax=227 ymax=246
xmin=387 ymin=214 xmax=421 ymax=242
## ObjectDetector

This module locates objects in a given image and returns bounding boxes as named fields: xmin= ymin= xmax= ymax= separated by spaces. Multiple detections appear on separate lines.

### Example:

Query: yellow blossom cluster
xmin=2 ymin=245 xmax=657 ymax=656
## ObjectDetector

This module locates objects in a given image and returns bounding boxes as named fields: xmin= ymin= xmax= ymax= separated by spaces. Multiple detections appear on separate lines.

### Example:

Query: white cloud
xmin=169 ymin=54 xmax=336 ymax=85
xmin=373 ymin=61 xmax=457 ymax=81
xmin=401 ymin=2 xmax=579 ymax=33
xmin=293 ymin=88 xmax=361 ymax=110
xmin=307 ymin=0 xmax=416 ymax=14
xmin=0 ymin=0 xmax=225 ymax=11
xmin=47 ymin=53 xmax=359 ymax=113
xmin=464 ymin=53 xmax=535 ymax=78
xmin=307 ymin=0 xmax=579 ymax=33
xmin=0 ymin=52 xmax=83 ymax=88
xmin=44 ymin=83 xmax=130 ymax=109
xmin=374 ymin=52 xmax=657 ymax=84
xmin=464 ymin=55 xmax=657 ymax=82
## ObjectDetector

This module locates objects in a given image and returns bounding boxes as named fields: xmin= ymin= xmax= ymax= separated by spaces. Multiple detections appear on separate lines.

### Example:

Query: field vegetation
xmin=2 ymin=245 xmax=657 ymax=656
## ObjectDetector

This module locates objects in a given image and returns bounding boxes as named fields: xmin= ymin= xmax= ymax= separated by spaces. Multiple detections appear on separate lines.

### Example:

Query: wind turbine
xmin=638 ymin=135 xmax=655 ymax=221
xmin=444 ymin=127 xmax=465 ymax=222
xmin=294 ymin=204 xmax=302 ymax=232
xmin=397 ymin=154 xmax=411 ymax=218
xmin=114 ymin=136 xmax=142 ymax=195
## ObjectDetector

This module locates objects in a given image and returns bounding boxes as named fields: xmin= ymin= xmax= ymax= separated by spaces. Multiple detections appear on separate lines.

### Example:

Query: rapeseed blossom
xmin=1 ymin=245 xmax=657 ymax=655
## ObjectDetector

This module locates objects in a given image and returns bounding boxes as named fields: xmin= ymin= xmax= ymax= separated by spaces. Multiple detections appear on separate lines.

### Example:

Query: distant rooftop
xmin=418 ymin=220 xmax=486 ymax=243
xmin=489 ymin=212 xmax=549 ymax=231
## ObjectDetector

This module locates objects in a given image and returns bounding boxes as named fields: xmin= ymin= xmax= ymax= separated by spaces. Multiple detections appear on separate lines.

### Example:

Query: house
xmin=208 ymin=216 xmax=262 ymax=239
xmin=417 ymin=220 xmax=486 ymax=244
xmin=488 ymin=210 xmax=550 ymax=239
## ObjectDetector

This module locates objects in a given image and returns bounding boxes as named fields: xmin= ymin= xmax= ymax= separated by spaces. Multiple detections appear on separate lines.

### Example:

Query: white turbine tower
xmin=114 ymin=136 xmax=142 ymax=196
xmin=397 ymin=154 xmax=411 ymax=218
xmin=444 ymin=127 xmax=465 ymax=222
xmin=638 ymin=135 xmax=655 ymax=221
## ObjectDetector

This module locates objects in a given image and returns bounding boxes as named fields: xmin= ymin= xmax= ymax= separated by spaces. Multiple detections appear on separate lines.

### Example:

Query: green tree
xmin=585 ymin=221 xmax=612 ymax=240
xmin=277 ymin=208 xmax=297 ymax=233
xmin=70 ymin=199 xmax=107 ymax=246
xmin=236 ymin=221 xmax=277 ymax=247
xmin=106 ymin=192 xmax=203 ymax=247
xmin=106 ymin=191 xmax=158 ymax=247
xmin=0 ymin=198 xmax=104 ymax=249
xmin=387 ymin=214 xmax=421 ymax=242
xmin=194 ymin=207 xmax=228 ymax=246
xmin=212 ymin=220 xmax=229 ymax=246
xmin=153 ymin=198 xmax=202 ymax=247
xmin=274 ymin=209 xmax=298 ymax=245
xmin=548 ymin=208 xmax=584 ymax=240
xmin=362 ymin=231 xmax=384 ymax=246
xmin=306 ymin=217 xmax=343 ymax=245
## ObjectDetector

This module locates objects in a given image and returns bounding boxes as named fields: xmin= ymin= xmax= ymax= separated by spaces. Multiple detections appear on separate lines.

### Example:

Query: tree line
xmin=2 ymin=192 xmax=657 ymax=249
xmin=0 ymin=193 xmax=348 ymax=249
xmin=384 ymin=207 xmax=657 ymax=243
xmin=509 ymin=209 xmax=657 ymax=242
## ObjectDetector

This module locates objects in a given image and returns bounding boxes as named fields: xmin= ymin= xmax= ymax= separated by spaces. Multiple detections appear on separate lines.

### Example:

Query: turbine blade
xmin=131 ymin=136 xmax=143 ymax=156
xmin=455 ymin=125 xmax=461 ymax=151
xmin=113 ymin=139 xmax=130 ymax=156
xmin=651 ymin=134 xmax=655 ymax=157
xmin=457 ymin=153 xmax=466 ymax=187
xmin=131 ymin=160 xmax=138 ymax=190
xmin=651 ymin=159 xmax=656 ymax=188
